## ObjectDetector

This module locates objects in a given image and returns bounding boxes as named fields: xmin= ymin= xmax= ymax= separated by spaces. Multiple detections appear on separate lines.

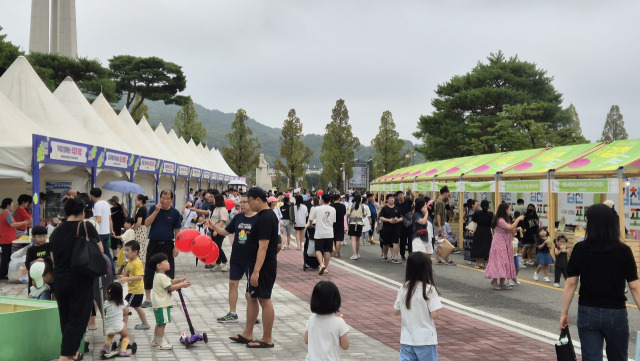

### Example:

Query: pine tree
xmin=320 ymin=99 xmax=360 ymax=191
xmin=274 ymin=109 xmax=313 ymax=187
xmin=566 ymin=104 xmax=584 ymax=138
xmin=173 ymin=100 xmax=206 ymax=145
xmin=600 ymin=105 xmax=628 ymax=142
xmin=221 ymin=109 xmax=261 ymax=177
xmin=371 ymin=111 xmax=404 ymax=176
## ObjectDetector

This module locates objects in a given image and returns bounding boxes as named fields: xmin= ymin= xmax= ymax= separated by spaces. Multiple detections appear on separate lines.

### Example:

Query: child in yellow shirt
xmin=119 ymin=240 xmax=150 ymax=330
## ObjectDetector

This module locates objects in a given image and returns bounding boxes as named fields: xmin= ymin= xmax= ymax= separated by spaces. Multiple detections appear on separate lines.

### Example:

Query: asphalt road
xmin=330 ymin=237 xmax=640 ymax=357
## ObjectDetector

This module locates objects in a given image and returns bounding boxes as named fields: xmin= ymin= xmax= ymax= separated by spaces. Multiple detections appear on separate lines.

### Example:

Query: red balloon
xmin=199 ymin=243 xmax=220 ymax=264
xmin=192 ymin=235 xmax=214 ymax=258
xmin=224 ymin=198 xmax=235 ymax=211
xmin=317 ymin=190 xmax=323 ymax=196
xmin=286 ymin=193 xmax=290 ymax=197
xmin=176 ymin=229 xmax=200 ymax=253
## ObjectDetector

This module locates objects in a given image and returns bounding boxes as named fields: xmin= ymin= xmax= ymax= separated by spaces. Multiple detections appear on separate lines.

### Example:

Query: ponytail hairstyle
xmin=106 ymin=282 xmax=124 ymax=306
xmin=295 ymin=194 xmax=303 ymax=210
xmin=480 ymin=199 xmax=490 ymax=212
xmin=136 ymin=194 xmax=148 ymax=204
xmin=352 ymin=193 xmax=361 ymax=211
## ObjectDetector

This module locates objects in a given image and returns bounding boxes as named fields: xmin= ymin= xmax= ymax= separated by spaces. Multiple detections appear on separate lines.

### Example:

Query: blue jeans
xmin=99 ymin=234 xmax=116 ymax=276
xmin=577 ymin=305 xmax=628 ymax=361
xmin=30 ymin=289 xmax=51 ymax=300
xmin=400 ymin=344 xmax=438 ymax=361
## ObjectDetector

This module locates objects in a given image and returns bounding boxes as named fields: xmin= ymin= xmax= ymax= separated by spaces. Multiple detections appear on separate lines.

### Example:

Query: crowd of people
xmin=2 ymin=182 xmax=640 ymax=360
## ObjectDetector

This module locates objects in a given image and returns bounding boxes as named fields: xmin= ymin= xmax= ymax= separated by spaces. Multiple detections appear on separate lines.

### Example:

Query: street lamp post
xmin=412 ymin=152 xmax=416 ymax=165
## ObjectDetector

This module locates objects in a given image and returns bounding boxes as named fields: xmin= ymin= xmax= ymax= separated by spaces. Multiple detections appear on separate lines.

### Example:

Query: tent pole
xmin=616 ymin=169 xmax=626 ymax=240
xmin=32 ymin=135 xmax=41 ymax=226
xmin=494 ymin=174 xmax=501 ymax=211
xmin=459 ymin=176 xmax=464 ymax=245
xmin=548 ymin=172 xmax=556 ymax=242
xmin=173 ymin=176 xmax=178 ymax=207
xmin=155 ymin=174 xmax=160 ymax=205
xmin=92 ymin=166 xmax=97 ymax=188
xmin=129 ymin=171 xmax=135 ymax=215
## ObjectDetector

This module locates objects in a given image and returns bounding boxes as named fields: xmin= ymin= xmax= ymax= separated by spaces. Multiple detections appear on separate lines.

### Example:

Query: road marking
xmin=330 ymin=257 xmax=632 ymax=360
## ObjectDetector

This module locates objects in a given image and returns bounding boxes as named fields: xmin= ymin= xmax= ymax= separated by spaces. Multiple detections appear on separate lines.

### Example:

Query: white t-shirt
xmin=362 ymin=205 xmax=372 ymax=232
xmin=309 ymin=205 xmax=336 ymax=239
xmin=182 ymin=208 xmax=197 ymax=228
xmin=272 ymin=207 xmax=283 ymax=235
xmin=93 ymin=200 xmax=111 ymax=235
xmin=104 ymin=299 xmax=128 ymax=332
xmin=394 ymin=281 xmax=442 ymax=346
xmin=305 ymin=314 xmax=349 ymax=361
xmin=121 ymin=229 xmax=135 ymax=244
xmin=294 ymin=205 xmax=309 ymax=228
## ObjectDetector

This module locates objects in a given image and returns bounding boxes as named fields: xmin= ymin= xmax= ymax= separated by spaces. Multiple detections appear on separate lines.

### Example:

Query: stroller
xmin=303 ymin=227 xmax=320 ymax=271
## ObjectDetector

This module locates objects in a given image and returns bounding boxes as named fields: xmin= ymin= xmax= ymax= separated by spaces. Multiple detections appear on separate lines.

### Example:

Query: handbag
xmin=435 ymin=236 xmax=454 ymax=259
xmin=402 ymin=212 xmax=413 ymax=228
xmin=467 ymin=221 xmax=477 ymax=232
xmin=555 ymin=326 xmax=577 ymax=361
xmin=71 ymin=221 xmax=107 ymax=279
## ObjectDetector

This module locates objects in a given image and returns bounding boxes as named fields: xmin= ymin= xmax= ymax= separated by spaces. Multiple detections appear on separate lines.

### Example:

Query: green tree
xmin=109 ymin=55 xmax=190 ymax=114
xmin=221 ymin=109 xmax=261 ymax=177
xmin=0 ymin=26 xmax=23 ymax=77
xmin=320 ymin=99 xmax=361 ymax=191
xmin=274 ymin=109 xmax=313 ymax=186
xmin=26 ymin=52 xmax=119 ymax=102
xmin=371 ymin=111 xmax=404 ymax=176
xmin=600 ymin=105 xmax=628 ymax=142
xmin=173 ymin=100 xmax=206 ymax=145
xmin=414 ymin=51 xmax=575 ymax=159
xmin=130 ymin=94 xmax=149 ymax=123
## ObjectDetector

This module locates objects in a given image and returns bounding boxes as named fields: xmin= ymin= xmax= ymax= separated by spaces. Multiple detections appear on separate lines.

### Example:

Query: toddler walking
xmin=119 ymin=240 xmax=150 ymax=329
xmin=533 ymin=228 xmax=554 ymax=282
xmin=305 ymin=280 xmax=350 ymax=360
xmin=148 ymin=253 xmax=190 ymax=350
xmin=553 ymin=235 xmax=570 ymax=288
xmin=394 ymin=252 xmax=442 ymax=361
xmin=101 ymin=282 xmax=132 ymax=357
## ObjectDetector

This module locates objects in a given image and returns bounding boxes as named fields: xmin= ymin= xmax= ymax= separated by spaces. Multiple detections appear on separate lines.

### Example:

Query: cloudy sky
xmin=1 ymin=1 xmax=638 ymax=145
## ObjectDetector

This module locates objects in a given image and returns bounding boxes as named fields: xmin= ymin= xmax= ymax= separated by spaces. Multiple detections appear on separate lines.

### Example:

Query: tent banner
xmin=177 ymin=165 xmax=190 ymax=177
xmin=463 ymin=182 xmax=494 ymax=192
xmin=138 ymin=157 xmax=159 ymax=173
xmin=191 ymin=168 xmax=202 ymax=179
xmin=225 ymin=175 xmax=230 ymax=182
xmin=239 ymin=176 xmax=246 ymax=182
xmin=34 ymin=134 xmax=97 ymax=167
xmin=160 ymin=161 xmax=176 ymax=176
xmin=500 ymin=180 xmax=547 ymax=193
xmin=369 ymin=183 xmax=378 ymax=191
xmin=104 ymin=150 xmax=134 ymax=170
xmin=551 ymin=179 xmax=618 ymax=193
xmin=203 ymin=170 xmax=212 ymax=180
xmin=416 ymin=181 xmax=431 ymax=192
xmin=436 ymin=182 xmax=460 ymax=192
xmin=217 ymin=173 xmax=224 ymax=181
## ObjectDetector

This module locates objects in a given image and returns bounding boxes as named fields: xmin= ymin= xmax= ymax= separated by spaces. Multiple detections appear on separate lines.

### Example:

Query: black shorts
xmin=333 ymin=231 xmax=345 ymax=244
xmin=314 ymin=238 xmax=333 ymax=254
xmin=110 ymin=237 xmax=121 ymax=250
xmin=229 ymin=261 xmax=249 ymax=281
xmin=294 ymin=226 xmax=305 ymax=231
xmin=125 ymin=293 xmax=143 ymax=308
xmin=247 ymin=266 xmax=276 ymax=299
xmin=348 ymin=224 xmax=363 ymax=237
xmin=381 ymin=232 xmax=398 ymax=246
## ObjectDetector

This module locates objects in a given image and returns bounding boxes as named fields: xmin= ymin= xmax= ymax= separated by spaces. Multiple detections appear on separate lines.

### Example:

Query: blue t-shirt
xmin=412 ymin=213 xmax=428 ymax=240
xmin=225 ymin=213 xmax=257 ymax=266
xmin=368 ymin=202 xmax=377 ymax=219
xmin=147 ymin=206 xmax=181 ymax=241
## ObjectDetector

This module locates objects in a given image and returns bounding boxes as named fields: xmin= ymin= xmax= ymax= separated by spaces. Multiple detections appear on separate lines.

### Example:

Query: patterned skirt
xmin=134 ymin=226 xmax=149 ymax=263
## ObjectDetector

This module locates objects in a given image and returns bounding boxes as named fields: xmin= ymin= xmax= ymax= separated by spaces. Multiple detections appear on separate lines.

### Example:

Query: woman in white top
xmin=181 ymin=201 xmax=197 ymax=228
xmin=268 ymin=196 xmax=283 ymax=253
xmin=347 ymin=194 xmax=365 ymax=260
xmin=210 ymin=195 xmax=229 ymax=271
xmin=294 ymin=195 xmax=308 ymax=251
xmin=361 ymin=197 xmax=372 ymax=246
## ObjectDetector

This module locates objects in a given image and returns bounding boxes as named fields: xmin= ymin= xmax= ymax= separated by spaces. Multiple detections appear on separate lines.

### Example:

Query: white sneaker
xmin=506 ymin=280 xmax=514 ymax=287
xmin=544 ymin=277 xmax=551 ymax=282
xmin=157 ymin=343 xmax=173 ymax=350
xmin=554 ymin=283 xmax=560 ymax=288
xmin=357 ymin=254 xmax=360 ymax=259
xmin=520 ymin=264 xmax=527 ymax=269
xmin=349 ymin=255 xmax=358 ymax=260
xmin=533 ymin=272 xmax=538 ymax=281
xmin=220 ymin=264 xmax=229 ymax=272
xmin=512 ymin=278 xmax=520 ymax=285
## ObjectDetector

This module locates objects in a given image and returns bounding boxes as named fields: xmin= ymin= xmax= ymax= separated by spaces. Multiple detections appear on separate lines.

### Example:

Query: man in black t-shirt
xmin=229 ymin=187 xmax=277 ymax=348
xmin=395 ymin=190 xmax=413 ymax=261
xmin=378 ymin=194 xmax=403 ymax=263
xmin=331 ymin=194 xmax=347 ymax=258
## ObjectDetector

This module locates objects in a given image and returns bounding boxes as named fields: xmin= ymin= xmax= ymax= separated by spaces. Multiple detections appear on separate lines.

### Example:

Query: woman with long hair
xmin=411 ymin=197 xmax=434 ymax=256
xmin=463 ymin=199 xmax=478 ymax=265
xmin=471 ymin=200 xmax=493 ymax=268
xmin=521 ymin=203 xmax=539 ymax=265
xmin=347 ymin=194 xmax=365 ymax=260
xmin=133 ymin=195 xmax=149 ymax=264
xmin=485 ymin=202 xmax=524 ymax=290
xmin=560 ymin=204 xmax=640 ymax=360
xmin=210 ymin=194 xmax=230 ymax=271
xmin=293 ymin=194 xmax=308 ymax=251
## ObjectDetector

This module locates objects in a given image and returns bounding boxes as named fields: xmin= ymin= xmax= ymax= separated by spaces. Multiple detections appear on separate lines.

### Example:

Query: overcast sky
xmin=1 ymin=1 xmax=638 ymax=145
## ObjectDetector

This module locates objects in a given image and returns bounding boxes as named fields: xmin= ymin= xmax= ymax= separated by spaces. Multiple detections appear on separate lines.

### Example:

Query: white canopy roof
xmin=167 ymin=129 xmax=199 ymax=168
xmin=154 ymin=123 xmax=186 ymax=164
xmin=0 ymin=91 xmax=46 ymax=181
xmin=137 ymin=117 xmax=179 ymax=164
xmin=0 ymin=56 xmax=98 ymax=144
xmin=198 ymin=143 xmax=222 ymax=171
xmin=92 ymin=94 xmax=152 ymax=157
xmin=212 ymin=147 xmax=237 ymax=176
xmin=118 ymin=107 xmax=163 ymax=160
xmin=187 ymin=138 xmax=214 ymax=170
xmin=53 ymin=77 xmax=129 ymax=151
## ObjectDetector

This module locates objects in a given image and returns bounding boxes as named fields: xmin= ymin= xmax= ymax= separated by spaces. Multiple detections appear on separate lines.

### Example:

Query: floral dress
xmin=484 ymin=218 xmax=516 ymax=279
xmin=134 ymin=207 xmax=148 ymax=262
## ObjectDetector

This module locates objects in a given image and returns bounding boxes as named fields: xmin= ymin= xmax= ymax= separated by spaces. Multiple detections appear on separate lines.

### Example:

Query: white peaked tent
xmin=92 ymin=94 xmax=151 ymax=157
xmin=212 ymin=147 xmax=237 ymax=176
xmin=198 ymin=143 xmax=222 ymax=172
xmin=53 ymin=77 xmax=128 ymax=151
xmin=187 ymin=138 xmax=213 ymax=169
xmin=137 ymin=117 xmax=178 ymax=164
xmin=167 ymin=129 xmax=199 ymax=167
xmin=0 ymin=91 xmax=46 ymax=182
xmin=118 ymin=107 xmax=161 ymax=160
xmin=154 ymin=123 xmax=185 ymax=163
xmin=0 ymin=56 xmax=99 ymax=145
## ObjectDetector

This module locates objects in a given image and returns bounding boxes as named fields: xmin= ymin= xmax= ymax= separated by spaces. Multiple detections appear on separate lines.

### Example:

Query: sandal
xmin=246 ymin=340 xmax=274 ymax=348
xmin=230 ymin=334 xmax=253 ymax=344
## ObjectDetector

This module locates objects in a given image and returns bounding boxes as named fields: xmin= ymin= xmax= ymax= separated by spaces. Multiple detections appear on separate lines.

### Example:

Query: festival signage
xmin=191 ymin=168 xmax=202 ymax=178
xmin=203 ymin=171 xmax=211 ymax=180
xmin=348 ymin=163 xmax=368 ymax=189
xmin=436 ymin=182 xmax=460 ymax=192
xmin=178 ymin=165 xmax=190 ymax=177
xmin=551 ymin=179 xmax=617 ymax=193
xmin=416 ymin=182 xmax=431 ymax=192
xmin=239 ymin=176 xmax=246 ymax=183
xmin=224 ymin=175 xmax=230 ymax=182
xmin=104 ymin=151 xmax=130 ymax=169
xmin=138 ymin=157 xmax=157 ymax=172
xmin=557 ymin=139 xmax=640 ymax=173
xmin=49 ymin=140 xmax=88 ymax=163
xmin=500 ymin=180 xmax=547 ymax=193
xmin=218 ymin=173 xmax=224 ymax=181
xmin=161 ymin=161 xmax=176 ymax=175
xmin=463 ymin=182 xmax=494 ymax=192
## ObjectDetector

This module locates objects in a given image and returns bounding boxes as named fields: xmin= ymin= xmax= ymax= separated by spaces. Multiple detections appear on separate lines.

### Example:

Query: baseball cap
xmin=30 ymin=261 xmax=46 ymax=288
xmin=603 ymin=200 xmax=615 ymax=209
xmin=247 ymin=187 xmax=267 ymax=202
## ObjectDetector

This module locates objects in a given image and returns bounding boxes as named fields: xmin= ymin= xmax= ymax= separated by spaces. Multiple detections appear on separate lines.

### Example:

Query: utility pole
xmin=342 ymin=162 xmax=346 ymax=194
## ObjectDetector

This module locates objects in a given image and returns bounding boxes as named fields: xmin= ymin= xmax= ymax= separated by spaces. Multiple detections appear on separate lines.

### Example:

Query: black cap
xmin=32 ymin=225 xmax=47 ymax=236
xmin=246 ymin=187 xmax=267 ymax=202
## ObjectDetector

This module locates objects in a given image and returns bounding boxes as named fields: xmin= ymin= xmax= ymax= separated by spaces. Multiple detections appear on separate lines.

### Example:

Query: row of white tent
xmin=0 ymin=56 xmax=237 ymax=207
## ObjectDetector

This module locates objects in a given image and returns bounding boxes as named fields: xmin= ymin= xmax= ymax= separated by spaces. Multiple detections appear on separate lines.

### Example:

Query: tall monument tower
xmin=29 ymin=0 xmax=77 ymax=58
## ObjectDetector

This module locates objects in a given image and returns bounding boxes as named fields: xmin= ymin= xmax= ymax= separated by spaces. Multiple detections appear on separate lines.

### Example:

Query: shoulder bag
xmin=71 ymin=221 xmax=107 ymax=279
xmin=402 ymin=211 xmax=413 ymax=228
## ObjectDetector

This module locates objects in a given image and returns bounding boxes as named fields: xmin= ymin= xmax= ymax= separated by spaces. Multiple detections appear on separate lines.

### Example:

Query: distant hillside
xmin=125 ymin=99 xmax=424 ymax=168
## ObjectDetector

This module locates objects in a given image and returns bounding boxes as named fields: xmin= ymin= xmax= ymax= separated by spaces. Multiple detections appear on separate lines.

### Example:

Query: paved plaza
xmin=1 ymin=241 xmax=571 ymax=361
